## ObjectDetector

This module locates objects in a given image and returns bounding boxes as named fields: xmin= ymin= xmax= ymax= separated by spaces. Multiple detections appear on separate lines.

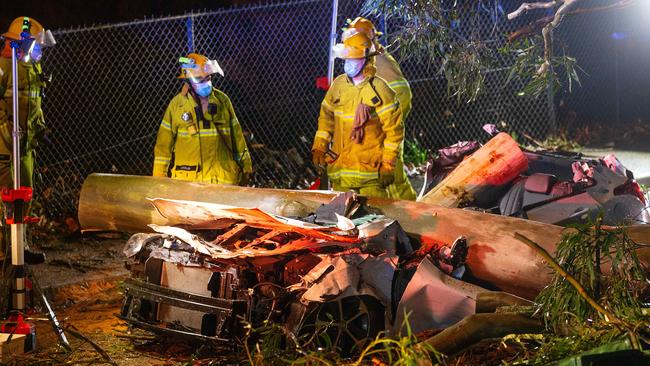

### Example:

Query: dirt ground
xmin=8 ymin=233 xmax=236 ymax=366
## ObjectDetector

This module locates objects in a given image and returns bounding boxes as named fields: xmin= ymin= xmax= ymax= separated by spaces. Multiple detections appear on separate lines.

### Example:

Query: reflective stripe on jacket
xmin=376 ymin=53 xmax=412 ymax=120
xmin=153 ymin=89 xmax=252 ymax=184
xmin=0 ymin=58 xmax=46 ymax=152
xmin=375 ymin=52 xmax=417 ymax=200
xmin=313 ymin=74 xmax=403 ymax=188
xmin=0 ymin=58 xmax=46 ymax=188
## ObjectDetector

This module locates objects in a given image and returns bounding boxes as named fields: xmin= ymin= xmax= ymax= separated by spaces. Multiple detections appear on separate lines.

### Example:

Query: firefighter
xmin=153 ymin=53 xmax=252 ymax=185
xmin=0 ymin=17 xmax=55 ymax=191
xmin=0 ymin=17 xmax=55 ymax=264
xmin=312 ymin=31 xmax=403 ymax=198
xmin=343 ymin=17 xmax=417 ymax=200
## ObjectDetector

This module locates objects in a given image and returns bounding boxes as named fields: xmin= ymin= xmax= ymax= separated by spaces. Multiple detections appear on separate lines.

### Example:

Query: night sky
xmin=0 ymin=0 xmax=255 ymax=31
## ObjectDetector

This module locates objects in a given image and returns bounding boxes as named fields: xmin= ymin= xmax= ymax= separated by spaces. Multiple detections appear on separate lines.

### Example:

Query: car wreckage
xmin=418 ymin=132 xmax=649 ymax=226
xmin=79 ymin=191 xmax=650 ymax=355
xmin=118 ymin=193 xmax=480 ymax=351
xmin=420 ymin=143 xmax=649 ymax=226
xmin=77 ymin=134 xmax=650 ymax=354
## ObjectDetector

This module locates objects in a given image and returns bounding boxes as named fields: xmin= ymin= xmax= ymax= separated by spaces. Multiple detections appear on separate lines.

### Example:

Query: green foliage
xmin=442 ymin=41 xmax=492 ymax=104
xmin=535 ymin=217 xmax=647 ymax=332
xmin=241 ymin=312 xmax=444 ymax=365
xmin=403 ymin=138 xmax=429 ymax=166
xmin=361 ymin=1 xmax=585 ymax=103
xmin=362 ymin=0 xmax=497 ymax=103
xmin=501 ymin=36 xmax=585 ymax=98
xmin=499 ymin=328 xmax=631 ymax=365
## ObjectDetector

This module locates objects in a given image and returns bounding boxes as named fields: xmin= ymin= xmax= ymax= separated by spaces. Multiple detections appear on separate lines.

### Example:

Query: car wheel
xmin=310 ymin=295 xmax=384 ymax=355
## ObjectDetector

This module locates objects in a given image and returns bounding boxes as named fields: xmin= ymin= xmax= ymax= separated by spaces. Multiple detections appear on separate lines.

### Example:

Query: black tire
xmin=303 ymin=295 xmax=385 ymax=356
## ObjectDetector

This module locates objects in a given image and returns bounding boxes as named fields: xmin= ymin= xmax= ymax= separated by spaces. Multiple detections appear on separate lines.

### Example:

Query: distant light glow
xmin=611 ymin=32 xmax=627 ymax=40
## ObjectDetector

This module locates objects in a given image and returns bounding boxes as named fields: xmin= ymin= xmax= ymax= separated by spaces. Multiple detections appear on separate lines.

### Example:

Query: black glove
xmin=312 ymin=148 xmax=327 ymax=166
xmin=378 ymin=162 xmax=395 ymax=188
xmin=239 ymin=172 xmax=251 ymax=186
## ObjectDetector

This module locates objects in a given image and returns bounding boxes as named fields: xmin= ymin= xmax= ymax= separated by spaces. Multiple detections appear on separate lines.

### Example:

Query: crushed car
xmin=419 ymin=135 xmax=649 ymax=226
xmin=118 ymin=192 xmax=484 ymax=352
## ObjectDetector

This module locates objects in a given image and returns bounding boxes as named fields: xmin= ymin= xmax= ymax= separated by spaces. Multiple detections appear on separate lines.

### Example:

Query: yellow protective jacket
xmin=313 ymin=75 xmax=403 ymax=188
xmin=376 ymin=52 xmax=417 ymax=200
xmin=0 ymin=57 xmax=46 ymax=187
xmin=153 ymin=89 xmax=252 ymax=185
xmin=376 ymin=52 xmax=412 ymax=120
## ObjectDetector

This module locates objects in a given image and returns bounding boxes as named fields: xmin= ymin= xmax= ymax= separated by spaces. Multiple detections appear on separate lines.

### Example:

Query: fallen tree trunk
xmin=418 ymin=132 xmax=528 ymax=207
xmin=423 ymin=313 xmax=543 ymax=356
xmin=78 ymin=173 xmax=650 ymax=300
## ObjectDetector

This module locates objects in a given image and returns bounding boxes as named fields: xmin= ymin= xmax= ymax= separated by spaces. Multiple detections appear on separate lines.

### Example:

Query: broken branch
xmin=508 ymin=1 xmax=561 ymax=21
xmin=65 ymin=326 xmax=118 ymax=366
xmin=113 ymin=332 xmax=157 ymax=341
xmin=508 ymin=0 xmax=634 ymax=43
xmin=423 ymin=313 xmax=543 ymax=355
xmin=475 ymin=292 xmax=534 ymax=314
xmin=513 ymin=232 xmax=622 ymax=325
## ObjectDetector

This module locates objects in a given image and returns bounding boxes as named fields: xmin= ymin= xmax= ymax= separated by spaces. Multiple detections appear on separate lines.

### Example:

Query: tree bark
xmin=78 ymin=174 xmax=650 ymax=300
xmin=423 ymin=313 xmax=543 ymax=356
xmin=475 ymin=292 xmax=534 ymax=313
xmin=418 ymin=133 xmax=528 ymax=208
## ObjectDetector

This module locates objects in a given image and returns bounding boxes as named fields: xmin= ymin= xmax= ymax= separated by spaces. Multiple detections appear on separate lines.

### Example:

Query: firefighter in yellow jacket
xmin=312 ymin=31 xmax=403 ymax=198
xmin=153 ymin=53 xmax=252 ymax=185
xmin=343 ymin=17 xmax=417 ymax=200
xmin=0 ymin=17 xmax=55 ymax=190
xmin=0 ymin=17 xmax=55 ymax=264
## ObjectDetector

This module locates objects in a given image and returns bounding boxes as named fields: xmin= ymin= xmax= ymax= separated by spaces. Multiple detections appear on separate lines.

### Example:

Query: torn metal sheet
xmin=148 ymin=225 xmax=358 ymax=259
xmin=357 ymin=254 xmax=398 ymax=309
xmin=313 ymin=191 xmax=361 ymax=224
xmin=123 ymin=233 xmax=162 ymax=258
xmin=299 ymin=253 xmax=396 ymax=310
xmin=150 ymin=198 xmax=328 ymax=230
xmin=150 ymin=198 xmax=359 ymax=244
xmin=301 ymin=255 xmax=365 ymax=303
xmin=149 ymin=224 xmax=231 ymax=257
xmin=358 ymin=218 xmax=413 ymax=254
xmin=335 ymin=213 xmax=355 ymax=231
xmin=392 ymin=257 xmax=482 ymax=336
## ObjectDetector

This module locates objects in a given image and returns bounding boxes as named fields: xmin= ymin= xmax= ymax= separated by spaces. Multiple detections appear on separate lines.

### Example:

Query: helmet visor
xmin=332 ymin=42 xmax=376 ymax=60
xmin=179 ymin=57 xmax=224 ymax=81
xmin=35 ymin=29 xmax=56 ymax=47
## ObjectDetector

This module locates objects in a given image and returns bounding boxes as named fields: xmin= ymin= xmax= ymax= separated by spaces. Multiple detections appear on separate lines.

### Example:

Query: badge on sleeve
xmin=181 ymin=112 xmax=192 ymax=122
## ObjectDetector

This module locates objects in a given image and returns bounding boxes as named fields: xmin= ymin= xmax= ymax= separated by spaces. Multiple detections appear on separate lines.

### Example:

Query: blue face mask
xmin=344 ymin=58 xmax=366 ymax=78
xmin=192 ymin=79 xmax=212 ymax=97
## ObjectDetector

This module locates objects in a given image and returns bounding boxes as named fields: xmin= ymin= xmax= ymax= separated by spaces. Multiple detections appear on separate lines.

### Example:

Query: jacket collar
xmin=345 ymin=75 xmax=372 ymax=88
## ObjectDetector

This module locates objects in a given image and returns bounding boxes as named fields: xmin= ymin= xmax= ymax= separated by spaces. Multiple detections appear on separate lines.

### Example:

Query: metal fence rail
xmin=37 ymin=0 xmax=560 ymax=218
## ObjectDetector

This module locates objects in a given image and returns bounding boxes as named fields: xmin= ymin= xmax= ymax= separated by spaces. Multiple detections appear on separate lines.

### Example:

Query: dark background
xmin=0 ymin=0 xmax=256 ymax=30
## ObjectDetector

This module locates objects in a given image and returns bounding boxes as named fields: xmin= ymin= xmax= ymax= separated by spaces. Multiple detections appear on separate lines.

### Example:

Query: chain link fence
xmin=36 ymin=0 xmax=611 ymax=219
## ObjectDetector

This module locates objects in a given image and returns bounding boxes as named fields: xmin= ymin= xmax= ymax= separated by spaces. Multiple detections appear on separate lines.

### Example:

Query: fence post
xmin=327 ymin=0 xmax=339 ymax=84
xmin=186 ymin=13 xmax=195 ymax=53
